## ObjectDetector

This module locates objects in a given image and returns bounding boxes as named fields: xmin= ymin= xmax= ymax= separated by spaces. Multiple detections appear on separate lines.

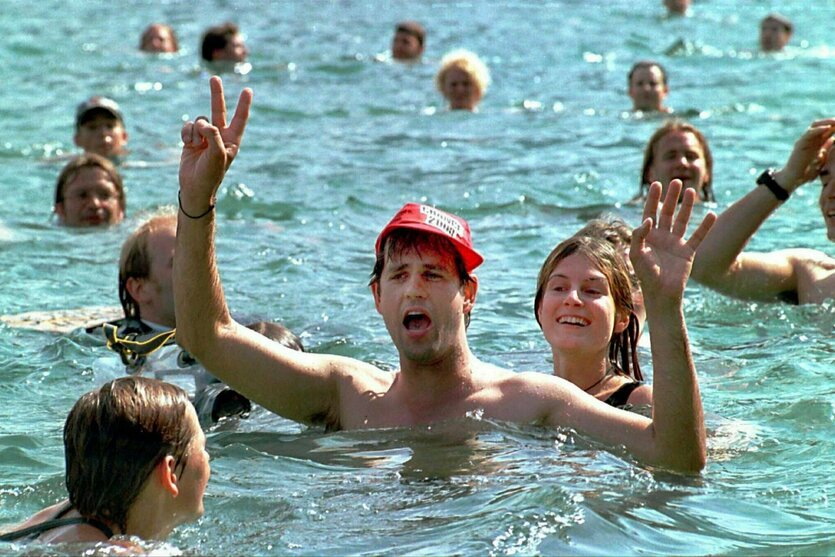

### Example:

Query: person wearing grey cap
xmin=74 ymin=96 xmax=129 ymax=161
xmin=760 ymin=13 xmax=793 ymax=52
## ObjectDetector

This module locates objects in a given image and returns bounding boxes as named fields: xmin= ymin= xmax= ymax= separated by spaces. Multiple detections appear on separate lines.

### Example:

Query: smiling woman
xmin=639 ymin=120 xmax=715 ymax=202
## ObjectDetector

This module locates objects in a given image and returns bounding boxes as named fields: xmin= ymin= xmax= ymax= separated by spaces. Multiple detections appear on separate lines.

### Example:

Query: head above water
xmin=628 ymin=60 xmax=669 ymax=112
xmin=535 ymin=235 xmax=642 ymax=380
xmin=392 ymin=20 xmax=425 ymax=61
xmin=64 ymin=376 xmax=196 ymax=535
xmin=640 ymin=120 xmax=715 ymax=202
xmin=370 ymin=203 xmax=482 ymax=327
xmin=435 ymin=49 xmax=490 ymax=111
xmin=119 ymin=209 xmax=178 ymax=326
xmin=54 ymin=154 xmax=126 ymax=227
xmin=760 ymin=13 xmax=793 ymax=52
xmin=201 ymin=22 xmax=248 ymax=62
xmin=140 ymin=23 xmax=179 ymax=53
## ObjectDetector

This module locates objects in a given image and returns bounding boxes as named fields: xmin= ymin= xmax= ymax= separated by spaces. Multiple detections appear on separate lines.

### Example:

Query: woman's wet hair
xmin=64 ymin=376 xmax=194 ymax=534
xmin=54 ymin=154 xmax=126 ymax=211
xmin=118 ymin=210 xmax=176 ymax=322
xmin=640 ymin=120 xmax=715 ymax=202
xmin=369 ymin=228 xmax=476 ymax=328
xmin=534 ymin=236 xmax=643 ymax=381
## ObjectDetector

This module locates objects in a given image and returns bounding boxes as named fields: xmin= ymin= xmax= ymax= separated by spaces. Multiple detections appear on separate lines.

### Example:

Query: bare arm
xmin=175 ymin=77 xmax=355 ymax=425
xmin=690 ymin=119 xmax=835 ymax=301
xmin=547 ymin=181 xmax=714 ymax=473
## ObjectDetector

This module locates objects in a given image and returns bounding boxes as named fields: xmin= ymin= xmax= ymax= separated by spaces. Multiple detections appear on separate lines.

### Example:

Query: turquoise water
xmin=1 ymin=0 xmax=834 ymax=554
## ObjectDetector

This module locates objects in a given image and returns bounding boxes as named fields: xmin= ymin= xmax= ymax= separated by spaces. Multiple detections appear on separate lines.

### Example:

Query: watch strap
xmin=756 ymin=169 xmax=790 ymax=201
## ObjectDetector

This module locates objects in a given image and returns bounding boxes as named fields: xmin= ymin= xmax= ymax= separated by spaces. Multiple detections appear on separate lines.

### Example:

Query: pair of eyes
xmin=661 ymin=151 xmax=702 ymax=162
xmin=547 ymin=283 xmax=608 ymax=296
xmin=387 ymin=270 xmax=448 ymax=281
xmin=66 ymin=190 xmax=120 ymax=203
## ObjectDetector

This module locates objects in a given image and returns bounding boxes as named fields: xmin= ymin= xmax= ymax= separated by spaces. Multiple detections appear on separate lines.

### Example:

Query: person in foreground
xmin=0 ymin=376 xmax=209 ymax=544
xmin=175 ymin=76 xmax=715 ymax=473
xmin=535 ymin=234 xmax=652 ymax=409
xmin=691 ymin=119 xmax=835 ymax=304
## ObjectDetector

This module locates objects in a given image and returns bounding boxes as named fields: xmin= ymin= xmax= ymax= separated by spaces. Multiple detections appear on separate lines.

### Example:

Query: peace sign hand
xmin=179 ymin=76 xmax=253 ymax=216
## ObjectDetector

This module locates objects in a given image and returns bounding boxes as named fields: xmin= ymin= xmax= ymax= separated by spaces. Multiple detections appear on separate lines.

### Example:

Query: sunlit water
xmin=0 ymin=1 xmax=833 ymax=555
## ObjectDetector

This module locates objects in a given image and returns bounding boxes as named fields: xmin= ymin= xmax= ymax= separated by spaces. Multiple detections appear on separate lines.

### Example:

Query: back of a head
xmin=246 ymin=321 xmax=305 ymax=352
xmin=118 ymin=210 xmax=177 ymax=321
xmin=64 ymin=376 xmax=192 ymax=533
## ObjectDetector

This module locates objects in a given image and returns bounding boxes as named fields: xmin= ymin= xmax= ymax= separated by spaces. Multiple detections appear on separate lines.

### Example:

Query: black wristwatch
xmin=756 ymin=169 xmax=790 ymax=201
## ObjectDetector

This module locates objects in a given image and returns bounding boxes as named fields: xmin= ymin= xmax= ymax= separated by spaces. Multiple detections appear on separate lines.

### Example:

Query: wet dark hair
xmin=118 ymin=211 xmax=176 ymax=322
xmin=534 ymin=236 xmax=642 ymax=381
xmin=369 ymin=228 xmax=476 ymax=327
xmin=628 ymin=60 xmax=668 ymax=87
xmin=639 ymin=120 xmax=715 ymax=202
xmin=246 ymin=321 xmax=305 ymax=352
xmin=54 ymin=154 xmax=126 ymax=211
xmin=201 ymin=22 xmax=239 ymax=62
xmin=64 ymin=376 xmax=194 ymax=534
xmin=395 ymin=21 xmax=426 ymax=47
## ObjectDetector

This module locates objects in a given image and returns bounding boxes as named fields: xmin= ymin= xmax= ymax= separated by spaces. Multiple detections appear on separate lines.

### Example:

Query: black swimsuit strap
xmin=0 ymin=516 xmax=114 ymax=542
xmin=603 ymin=381 xmax=643 ymax=408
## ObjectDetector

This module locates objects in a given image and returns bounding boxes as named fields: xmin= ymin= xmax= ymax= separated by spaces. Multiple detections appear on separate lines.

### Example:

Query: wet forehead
xmin=65 ymin=166 xmax=117 ymax=192
xmin=631 ymin=66 xmax=663 ymax=84
xmin=549 ymin=253 xmax=607 ymax=282
xmin=656 ymin=131 xmax=703 ymax=155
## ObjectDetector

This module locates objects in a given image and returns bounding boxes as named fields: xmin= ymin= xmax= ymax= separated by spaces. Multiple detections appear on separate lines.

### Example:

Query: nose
xmin=562 ymin=287 xmax=582 ymax=305
xmin=404 ymin=275 xmax=428 ymax=298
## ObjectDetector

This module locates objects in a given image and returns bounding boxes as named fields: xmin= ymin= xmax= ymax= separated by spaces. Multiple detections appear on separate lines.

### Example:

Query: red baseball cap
xmin=375 ymin=203 xmax=484 ymax=272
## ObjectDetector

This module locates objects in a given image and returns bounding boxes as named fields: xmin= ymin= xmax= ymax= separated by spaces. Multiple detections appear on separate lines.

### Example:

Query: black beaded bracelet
xmin=756 ymin=169 xmax=790 ymax=201
xmin=178 ymin=191 xmax=215 ymax=219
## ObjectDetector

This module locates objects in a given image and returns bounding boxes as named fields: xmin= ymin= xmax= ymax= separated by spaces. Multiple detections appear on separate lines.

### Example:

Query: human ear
xmin=126 ymin=276 xmax=148 ymax=304
xmin=613 ymin=310 xmax=631 ymax=334
xmin=370 ymin=282 xmax=382 ymax=314
xmin=54 ymin=202 xmax=66 ymax=220
xmin=462 ymin=275 xmax=478 ymax=313
xmin=157 ymin=455 xmax=180 ymax=496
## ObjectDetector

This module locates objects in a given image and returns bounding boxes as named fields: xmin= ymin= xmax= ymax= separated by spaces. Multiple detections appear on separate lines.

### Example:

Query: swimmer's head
xmin=628 ymin=60 xmax=669 ymax=112
xmin=641 ymin=120 xmax=714 ymax=203
xmin=201 ymin=22 xmax=248 ymax=62
xmin=74 ymin=97 xmax=128 ymax=159
xmin=64 ymin=376 xmax=198 ymax=534
xmin=435 ymin=49 xmax=490 ymax=111
xmin=54 ymin=154 xmax=125 ymax=227
xmin=534 ymin=235 xmax=642 ymax=380
xmin=370 ymin=203 xmax=481 ymax=327
xmin=760 ymin=13 xmax=793 ymax=52
xmin=119 ymin=209 xmax=177 ymax=327
xmin=392 ymin=21 xmax=425 ymax=61
xmin=663 ymin=0 xmax=690 ymax=16
xmin=140 ymin=23 xmax=179 ymax=53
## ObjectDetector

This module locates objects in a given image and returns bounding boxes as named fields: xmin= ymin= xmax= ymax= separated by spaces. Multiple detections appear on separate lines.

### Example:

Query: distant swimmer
xmin=638 ymin=120 xmax=715 ymax=203
xmin=74 ymin=96 xmax=129 ymax=162
xmin=201 ymin=21 xmax=248 ymax=64
xmin=691 ymin=119 xmax=835 ymax=304
xmin=139 ymin=23 xmax=179 ymax=53
xmin=435 ymin=49 xmax=490 ymax=111
xmin=391 ymin=20 xmax=425 ymax=62
xmin=172 ymin=76 xmax=717 ymax=473
xmin=663 ymin=0 xmax=690 ymax=16
xmin=760 ymin=13 xmax=793 ymax=53
xmin=53 ymin=154 xmax=125 ymax=227
xmin=0 ymin=377 xmax=208 ymax=545
xmin=628 ymin=60 xmax=671 ymax=113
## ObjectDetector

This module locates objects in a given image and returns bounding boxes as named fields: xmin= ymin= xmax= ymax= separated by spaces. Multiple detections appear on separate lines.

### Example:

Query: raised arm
xmin=690 ymin=119 xmax=835 ymax=301
xmin=175 ymin=77 xmax=357 ymax=426
xmin=546 ymin=180 xmax=714 ymax=473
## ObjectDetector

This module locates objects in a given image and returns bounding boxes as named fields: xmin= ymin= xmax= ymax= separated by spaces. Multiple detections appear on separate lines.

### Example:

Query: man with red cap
xmin=174 ymin=77 xmax=716 ymax=473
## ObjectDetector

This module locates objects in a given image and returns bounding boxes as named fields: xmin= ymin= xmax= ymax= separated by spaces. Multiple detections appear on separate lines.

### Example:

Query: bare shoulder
xmin=323 ymin=353 xmax=396 ymax=391
xmin=787 ymin=249 xmax=835 ymax=303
